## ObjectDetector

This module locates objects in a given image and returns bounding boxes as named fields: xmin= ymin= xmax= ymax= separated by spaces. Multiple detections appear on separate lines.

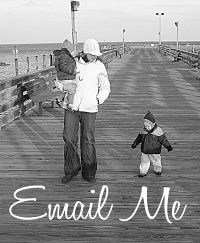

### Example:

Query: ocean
xmin=0 ymin=42 xmax=199 ymax=81
xmin=0 ymin=43 xmax=63 ymax=80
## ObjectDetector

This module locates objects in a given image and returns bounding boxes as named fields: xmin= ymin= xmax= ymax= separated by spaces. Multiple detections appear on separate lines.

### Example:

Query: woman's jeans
xmin=63 ymin=109 xmax=97 ymax=179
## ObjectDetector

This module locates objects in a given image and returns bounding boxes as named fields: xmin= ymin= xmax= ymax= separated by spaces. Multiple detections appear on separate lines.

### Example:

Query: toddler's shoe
xmin=55 ymin=98 xmax=62 ymax=108
xmin=138 ymin=173 xmax=147 ymax=178
xmin=155 ymin=171 xmax=162 ymax=176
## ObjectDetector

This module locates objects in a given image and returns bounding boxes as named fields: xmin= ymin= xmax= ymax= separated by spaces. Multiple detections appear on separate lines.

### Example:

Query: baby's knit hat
xmin=144 ymin=111 xmax=155 ymax=127
xmin=62 ymin=39 xmax=75 ymax=53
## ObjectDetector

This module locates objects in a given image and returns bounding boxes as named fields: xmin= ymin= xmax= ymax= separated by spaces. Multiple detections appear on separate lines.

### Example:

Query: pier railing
xmin=0 ymin=49 xmax=118 ymax=129
xmin=159 ymin=45 xmax=200 ymax=69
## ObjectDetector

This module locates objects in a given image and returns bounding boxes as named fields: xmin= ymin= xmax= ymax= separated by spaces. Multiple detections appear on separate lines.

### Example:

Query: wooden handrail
xmin=159 ymin=45 xmax=199 ymax=68
xmin=100 ymin=49 xmax=118 ymax=67
xmin=0 ymin=66 xmax=56 ymax=128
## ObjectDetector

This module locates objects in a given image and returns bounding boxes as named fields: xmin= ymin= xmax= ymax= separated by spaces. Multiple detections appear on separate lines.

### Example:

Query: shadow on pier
xmin=0 ymin=48 xmax=200 ymax=242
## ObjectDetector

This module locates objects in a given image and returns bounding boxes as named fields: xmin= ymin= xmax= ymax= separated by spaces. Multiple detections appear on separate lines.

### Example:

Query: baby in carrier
xmin=53 ymin=39 xmax=78 ymax=109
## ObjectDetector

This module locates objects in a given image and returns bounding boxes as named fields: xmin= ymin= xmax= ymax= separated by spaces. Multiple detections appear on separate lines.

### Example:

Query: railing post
xmin=15 ymin=58 xmax=19 ymax=76
xmin=115 ymin=50 xmax=118 ymax=58
xmin=13 ymin=45 xmax=19 ymax=76
xmin=43 ymin=54 xmax=46 ymax=68
xmin=196 ymin=51 xmax=200 ymax=80
xmin=17 ymin=83 xmax=26 ymax=116
xmin=159 ymin=45 xmax=163 ymax=55
xmin=26 ymin=57 xmax=30 ymax=73
xmin=35 ymin=56 xmax=38 ymax=70
xmin=39 ymin=102 xmax=43 ymax=116
xmin=50 ymin=54 xmax=53 ymax=66
xmin=163 ymin=46 xmax=167 ymax=56
xmin=174 ymin=50 xmax=178 ymax=62
xmin=198 ymin=52 xmax=200 ymax=69
xmin=192 ymin=44 xmax=195 ymax=53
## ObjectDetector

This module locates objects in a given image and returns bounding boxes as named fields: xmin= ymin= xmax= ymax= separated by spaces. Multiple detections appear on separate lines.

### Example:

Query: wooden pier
xmin=0 ymin=48 xmax=200 ymax=242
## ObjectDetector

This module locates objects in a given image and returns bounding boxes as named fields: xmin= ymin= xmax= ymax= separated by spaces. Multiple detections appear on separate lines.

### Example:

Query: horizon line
xmin=1 ymin=40 xmax=200 ymax=45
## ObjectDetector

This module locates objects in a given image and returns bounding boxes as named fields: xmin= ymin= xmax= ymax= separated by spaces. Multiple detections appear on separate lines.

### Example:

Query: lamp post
xmin=156 ymin=12 xmax=164 ymax=49
xmin=70 ymin=0 xmax=80 ymax=50
xmin=175 ymin=21 xmax=179 ymax=50
xmin=122 ymin=29 xmax=125 ymax=54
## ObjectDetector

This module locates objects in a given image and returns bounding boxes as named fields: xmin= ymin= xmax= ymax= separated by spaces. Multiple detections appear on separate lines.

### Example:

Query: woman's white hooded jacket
xmin=55 ymin=57 xmax=111 ymax=113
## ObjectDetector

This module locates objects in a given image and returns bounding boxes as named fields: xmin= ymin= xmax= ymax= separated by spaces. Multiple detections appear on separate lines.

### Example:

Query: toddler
xmin=53 ymin=39 xmax=78 ymax=109
xmin=131 ymin=111 xmax=173 ymax=177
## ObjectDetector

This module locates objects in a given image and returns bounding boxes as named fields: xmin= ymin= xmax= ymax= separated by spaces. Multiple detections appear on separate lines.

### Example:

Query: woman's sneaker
xmin=61 ymin=171 xmax=78 ymax=183
xmin=83 ymin=176 xmax=96 ymax=183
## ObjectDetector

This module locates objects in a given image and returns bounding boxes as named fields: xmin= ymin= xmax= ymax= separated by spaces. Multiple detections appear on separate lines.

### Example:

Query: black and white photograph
xmin=0 ymin=0 xmax=200 ymax=242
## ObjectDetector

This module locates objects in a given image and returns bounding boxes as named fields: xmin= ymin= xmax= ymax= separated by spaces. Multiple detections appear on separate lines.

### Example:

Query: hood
xmin=53 ymin=48 xmax=71 ymax=57
xmin=83 ymin=39 xmax=102 ymax=56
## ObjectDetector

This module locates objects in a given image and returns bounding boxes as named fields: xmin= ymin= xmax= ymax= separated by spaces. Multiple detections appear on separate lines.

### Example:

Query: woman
xmin=59 ymin=39 xmax=111 ymax=183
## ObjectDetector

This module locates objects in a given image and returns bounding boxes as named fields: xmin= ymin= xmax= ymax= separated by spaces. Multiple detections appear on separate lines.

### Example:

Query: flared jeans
xmin=63 ymin=109 xmax=97 ymax=179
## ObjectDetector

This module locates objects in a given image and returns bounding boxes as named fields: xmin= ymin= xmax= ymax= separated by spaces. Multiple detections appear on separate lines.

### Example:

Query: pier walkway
xmin=0 ymin=48 xmax=200 ymax=242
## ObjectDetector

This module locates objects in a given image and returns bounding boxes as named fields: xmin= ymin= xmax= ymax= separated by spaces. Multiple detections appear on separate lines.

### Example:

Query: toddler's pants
xmin=140 ymin=153 xmax=162 ymax=175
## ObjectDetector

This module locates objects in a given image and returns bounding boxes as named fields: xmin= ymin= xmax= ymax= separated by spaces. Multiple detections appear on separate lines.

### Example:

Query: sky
xmin=0 ymin=0 xmax=200 ymax=44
